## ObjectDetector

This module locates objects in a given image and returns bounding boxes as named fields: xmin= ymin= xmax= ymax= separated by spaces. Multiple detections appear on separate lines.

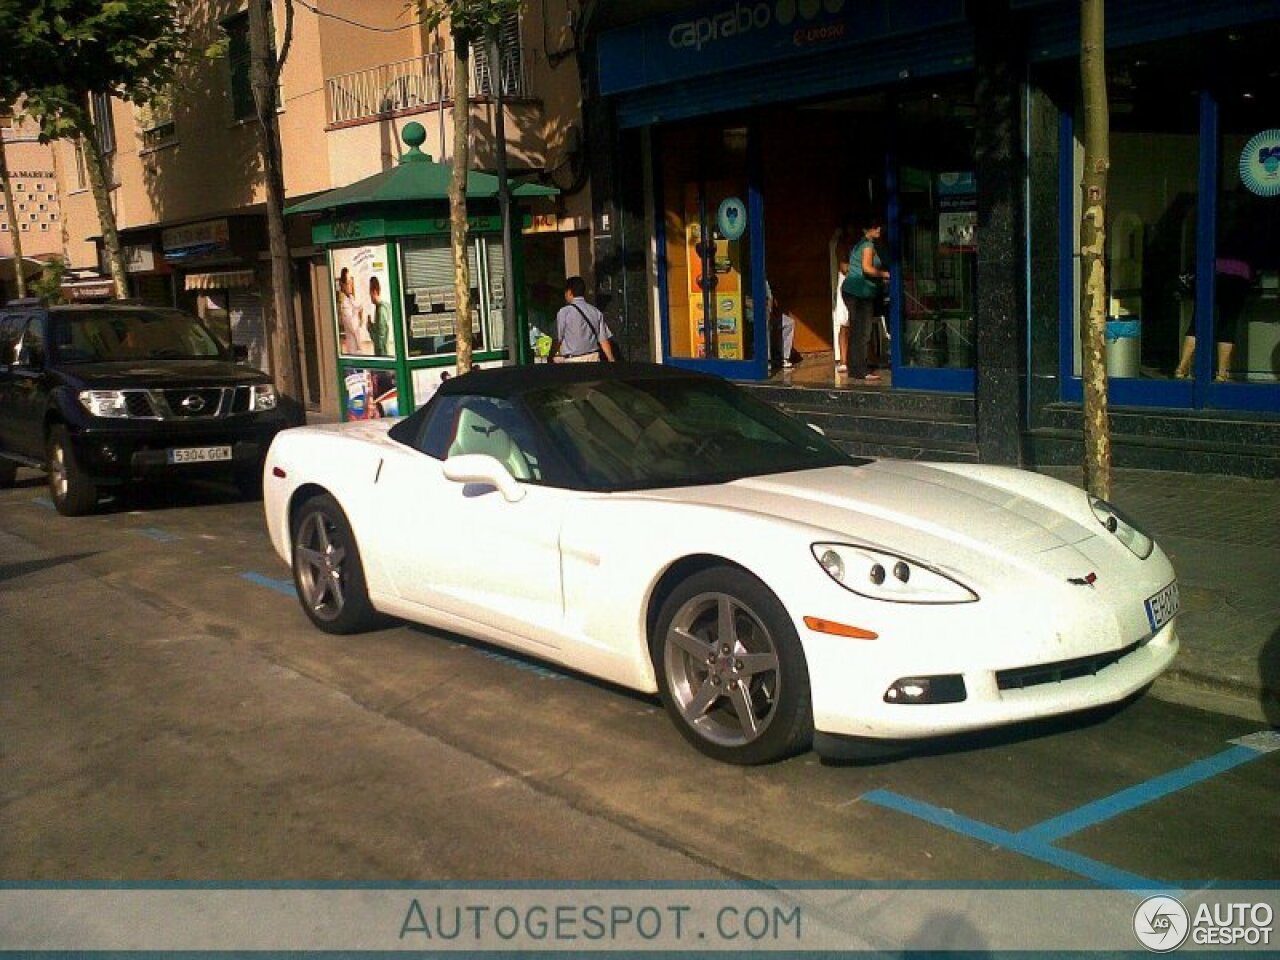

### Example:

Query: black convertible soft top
xmin=434 ymin=361 xmax=715 ymax=400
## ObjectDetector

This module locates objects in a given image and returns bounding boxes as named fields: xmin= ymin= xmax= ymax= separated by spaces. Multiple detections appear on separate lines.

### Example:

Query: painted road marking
xmin=241 ymin=572 xmax=295 ymax=597
xmin=861 ymin=789 xmax=1164 ymax=891
xmin=31 ymin=497 xmax=54 ymax=510
xmin=137 ymin=527 xmax=181 ymax=543
xmin=1018 ymin=746 xmax=1262 ymax=844
xmin=863 ymin=731 xmax=1275 ymax=890
xmin=462 ymin=644 xmax=567 ymax=681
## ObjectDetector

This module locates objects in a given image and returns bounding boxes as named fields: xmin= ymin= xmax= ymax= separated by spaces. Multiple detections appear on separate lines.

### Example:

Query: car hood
xmin=636 ymin=460 xmax=1097 ymax=561
xmin=58 ymin=360 xmax=271 ymax=389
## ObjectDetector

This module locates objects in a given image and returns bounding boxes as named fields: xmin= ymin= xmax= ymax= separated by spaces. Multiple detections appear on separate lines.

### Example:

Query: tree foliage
xmin=0 ymin=0 xmax=185 ymax=141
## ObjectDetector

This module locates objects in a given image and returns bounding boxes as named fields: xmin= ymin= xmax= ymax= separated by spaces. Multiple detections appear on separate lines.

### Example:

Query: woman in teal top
xmin=840 ymin=220 xmax=890 ymax=381
xmin=368 ymin=276 xmax=392 ymax=356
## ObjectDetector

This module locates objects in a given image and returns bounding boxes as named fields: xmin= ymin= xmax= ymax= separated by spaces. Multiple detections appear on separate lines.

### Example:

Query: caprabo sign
xmin=668 ymin=0 xmax=847 ymax=52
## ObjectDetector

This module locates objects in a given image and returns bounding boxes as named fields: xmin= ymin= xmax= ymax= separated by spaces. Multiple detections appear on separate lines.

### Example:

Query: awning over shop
xmin=184 ymin=269 xmax=255 ymax=291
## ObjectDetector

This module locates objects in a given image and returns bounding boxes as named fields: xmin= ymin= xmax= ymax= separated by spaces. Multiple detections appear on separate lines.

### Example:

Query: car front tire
xmin=653 ymin=566 xmax=813 ymax=765
xmin=290 ymin=492 xmax=378 ymax=634
xmin=47 ymin=426 xmax=98 ymax=516
xmin=0 ymin=458 xmax=17 ymax=488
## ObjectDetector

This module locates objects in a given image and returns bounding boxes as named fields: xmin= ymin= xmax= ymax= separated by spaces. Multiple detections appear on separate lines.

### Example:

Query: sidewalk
xmin=1038 ymin=465 xmax=1280 ymax=726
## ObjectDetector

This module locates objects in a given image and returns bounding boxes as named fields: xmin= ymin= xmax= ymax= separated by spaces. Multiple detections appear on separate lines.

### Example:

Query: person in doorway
xmin=1174 ymin=261 xmax=1253 ymax=382
xmin=368 ymin=275 xmax=392 ymax=356
xmin=767 ymin=281 xmax=797 ymax=370
xmin=841 ymin=219 xmax=890 ymax=381
xmin=833 ymin=257 xmax=850 ymax=373
xmin=551 ymin=276 xmax=616 ymax=362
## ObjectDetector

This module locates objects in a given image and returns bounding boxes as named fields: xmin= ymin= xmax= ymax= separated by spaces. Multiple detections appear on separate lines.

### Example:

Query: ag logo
xmin=1134 ymin=895 xmax=1190 ymax=952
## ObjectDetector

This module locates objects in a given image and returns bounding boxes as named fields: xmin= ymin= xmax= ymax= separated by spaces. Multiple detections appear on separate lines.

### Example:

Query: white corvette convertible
xmin=263 ymin=364 xmax=1179 ymax=764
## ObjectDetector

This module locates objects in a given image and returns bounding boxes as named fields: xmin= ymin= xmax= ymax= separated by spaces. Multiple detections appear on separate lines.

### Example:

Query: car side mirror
xmin=442 ymin=453 xmax=526 ymax=503
xmin=232 ymin=344 xmax=250 ymax=362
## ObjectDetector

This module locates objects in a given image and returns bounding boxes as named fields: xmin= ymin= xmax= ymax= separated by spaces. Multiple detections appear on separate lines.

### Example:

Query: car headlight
xmin=811 ymin=542 xmax=978 ymax=604
xmin=78 ymin=390 xmax=129 ymax=418
xmin=1088 ymin=495 xmax=1153 ymax=559
xmin=251 ymin=384 xmax=277 ymax=411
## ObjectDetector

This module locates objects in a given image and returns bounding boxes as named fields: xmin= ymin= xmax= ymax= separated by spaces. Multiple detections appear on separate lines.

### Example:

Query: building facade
xmin=55 ymin=0 xmax=595 ymax=418
xmin=584 ymin=0 xmax=1280 ymax=476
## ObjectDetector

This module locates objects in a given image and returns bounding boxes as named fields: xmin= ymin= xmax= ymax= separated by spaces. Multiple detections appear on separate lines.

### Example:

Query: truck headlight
xmin=1088 ymin=495 xmax=1154 ymax=559
xmin=812 ymin=543 xmax=978 ymax=604
xmin=78 ymin=390 xmax=129 ymax=418
xmin=251 ymin=384 xmax=277 ymax=411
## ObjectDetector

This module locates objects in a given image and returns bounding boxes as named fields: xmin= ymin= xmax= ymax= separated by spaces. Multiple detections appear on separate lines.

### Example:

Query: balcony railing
xmin=326 ymin=48 xmax=531 ymax=127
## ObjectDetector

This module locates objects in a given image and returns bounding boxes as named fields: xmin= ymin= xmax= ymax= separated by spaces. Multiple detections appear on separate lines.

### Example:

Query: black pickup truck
xmin=0 ymin=300 xmax=300 ymax=515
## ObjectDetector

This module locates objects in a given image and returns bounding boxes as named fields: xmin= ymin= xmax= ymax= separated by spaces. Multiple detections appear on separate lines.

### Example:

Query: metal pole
xmin=490 ymin=34 xmax=517 ymax=364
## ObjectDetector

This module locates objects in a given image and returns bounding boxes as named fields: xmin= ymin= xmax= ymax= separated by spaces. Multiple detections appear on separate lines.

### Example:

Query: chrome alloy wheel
xmin=663 ymin=591 xmax=782 ymax=748
xmin=293 ymin=510 xmax=349 ymax=622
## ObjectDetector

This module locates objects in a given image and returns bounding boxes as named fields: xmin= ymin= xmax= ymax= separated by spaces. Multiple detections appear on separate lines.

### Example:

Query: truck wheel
xmin=47 ymin=426 xmax=99 ymax=516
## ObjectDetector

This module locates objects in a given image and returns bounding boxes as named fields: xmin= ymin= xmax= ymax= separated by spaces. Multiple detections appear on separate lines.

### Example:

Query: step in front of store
xmin=743 ymin=383 xmax=978 ymax=463
xmin=1028 ymin=404 xmax=1280 ymax=480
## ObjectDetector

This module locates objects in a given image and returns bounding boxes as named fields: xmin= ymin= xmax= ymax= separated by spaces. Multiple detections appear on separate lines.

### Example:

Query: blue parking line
xmin=861 ymin=789 xmax=1164 ymax=891
xmin=241 ymin=571 xmax=296 ymax=597
xmin=1018 ymin=745 xmax=1263 ymax=844
xmin=31 ymin=496 xmax=54 ymax=510
xmin=137 ymin=527 xmax=181 ymax=543
xmin=469 ymin=646 xmax=567 ymax=681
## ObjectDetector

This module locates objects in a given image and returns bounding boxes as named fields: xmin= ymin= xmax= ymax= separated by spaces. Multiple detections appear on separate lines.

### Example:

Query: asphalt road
xmin=2 ymin=471 xmax=1277 ymax=886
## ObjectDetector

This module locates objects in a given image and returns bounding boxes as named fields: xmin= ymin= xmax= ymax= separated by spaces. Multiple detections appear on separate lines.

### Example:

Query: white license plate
xmin=1144 ymin=581 xmax=1180 ymax=632
xmin=168 ymin=445 xmax=233 ymax=464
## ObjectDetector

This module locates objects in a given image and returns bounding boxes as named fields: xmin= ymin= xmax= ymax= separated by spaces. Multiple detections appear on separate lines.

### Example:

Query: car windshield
xmin=51 ymin=309 xmax=227 ymax=363
xmin=522 ymin=376 xmax=862 ymax=491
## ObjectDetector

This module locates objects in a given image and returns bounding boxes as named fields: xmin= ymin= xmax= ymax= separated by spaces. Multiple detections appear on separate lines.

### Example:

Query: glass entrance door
xmin=657 ymin=123 xmax=766 ymax=378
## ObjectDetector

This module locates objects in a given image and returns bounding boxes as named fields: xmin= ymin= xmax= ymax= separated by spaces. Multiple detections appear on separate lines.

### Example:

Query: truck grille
xmin=117 ymin=387 xmax=251 ymax=420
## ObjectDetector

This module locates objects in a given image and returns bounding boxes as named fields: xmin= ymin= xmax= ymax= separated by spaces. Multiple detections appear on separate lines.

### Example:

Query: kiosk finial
xmin=400 ymin=122 xmax=431 ymax=163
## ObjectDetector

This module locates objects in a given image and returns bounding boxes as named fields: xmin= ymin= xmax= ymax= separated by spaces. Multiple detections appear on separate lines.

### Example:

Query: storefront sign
xmin=125 ymin=244 xmax=156 ymax=273
xmin=1239 ymin=130 xmax=1280 ymax=198
xmin=162 ymin=219 xmax=231 ymax=262
xmin=598 ymin=0 xmax=964 ymax=95
xmin=61 ymin=281 xmax=115 ymax=301
xmin=938 ymin=171 xmax=976 ymax=252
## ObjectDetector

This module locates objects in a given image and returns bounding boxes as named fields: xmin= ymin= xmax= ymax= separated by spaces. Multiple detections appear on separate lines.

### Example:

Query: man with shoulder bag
xmin=551 ymin=276 xmax=616 ymax=363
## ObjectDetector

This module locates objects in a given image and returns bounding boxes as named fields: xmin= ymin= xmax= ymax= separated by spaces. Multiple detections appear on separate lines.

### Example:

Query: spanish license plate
xmin=1144 ymin=581 xmax=1180 ymax=632
xmin=167 ymin=445 xmax=233 ymax=464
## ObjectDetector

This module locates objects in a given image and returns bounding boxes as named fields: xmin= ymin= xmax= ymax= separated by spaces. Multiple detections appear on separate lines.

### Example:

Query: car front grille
xmin=995 ymin=641 xmax=1141 ymax=691
xmin=117 ymin=387 xmax=251 ymax=420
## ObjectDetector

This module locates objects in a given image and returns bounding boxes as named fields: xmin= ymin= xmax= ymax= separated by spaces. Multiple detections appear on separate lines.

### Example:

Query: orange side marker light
xmin=803 ymin=616 xmax=878 ymax=640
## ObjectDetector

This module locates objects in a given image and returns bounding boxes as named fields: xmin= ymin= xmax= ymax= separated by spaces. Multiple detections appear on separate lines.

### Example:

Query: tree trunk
xmin=450 ymin=35 xmax=473 ymax=373
xmin=0 ymin=132 xmax=27 ymax=298
xmin=1079 ymin=0 xmax=1111 ymax=500
xmin=77 ymin=100 xmax=128 ymax=300
xmin=249 ymin=0 xmax=302 ymax=408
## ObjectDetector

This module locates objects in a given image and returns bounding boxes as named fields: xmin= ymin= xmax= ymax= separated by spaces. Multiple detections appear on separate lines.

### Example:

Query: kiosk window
xmin=401 ymin=239 xmax=483 ymax=357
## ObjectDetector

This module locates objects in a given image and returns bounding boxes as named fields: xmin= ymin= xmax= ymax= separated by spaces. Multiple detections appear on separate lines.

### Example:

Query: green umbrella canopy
xmin=286 ymin=122 xmax=557 ymax=216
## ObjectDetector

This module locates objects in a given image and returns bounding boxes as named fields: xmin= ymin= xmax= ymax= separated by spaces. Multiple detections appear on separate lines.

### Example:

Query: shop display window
xmin=895 ymin=87 xmax=978 ymax=370
xmin=399 ymin=237 xmax=488 ymax=358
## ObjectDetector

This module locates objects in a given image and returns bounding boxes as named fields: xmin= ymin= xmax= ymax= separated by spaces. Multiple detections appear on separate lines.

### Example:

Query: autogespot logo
xmin=1134 ymin=896 xmax=1190 ymax=953
xmin=668 ymin=0 xmax=846 ymax=51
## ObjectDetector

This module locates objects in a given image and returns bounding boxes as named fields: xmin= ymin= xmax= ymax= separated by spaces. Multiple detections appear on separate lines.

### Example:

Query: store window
xmin=1214 ymin=26 xmax=1280 ymax=385
xmin=660 ymin=122 xmax=755 ymax=362
xmin=897 ymin=86 xmax=979 ymax=370
xmin=399 ymin=237 xmax=509 ymax=358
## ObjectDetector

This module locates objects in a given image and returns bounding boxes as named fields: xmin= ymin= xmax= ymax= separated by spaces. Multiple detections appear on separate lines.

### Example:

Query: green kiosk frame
xmin=288 ymin=123 xmax=557 ymax=420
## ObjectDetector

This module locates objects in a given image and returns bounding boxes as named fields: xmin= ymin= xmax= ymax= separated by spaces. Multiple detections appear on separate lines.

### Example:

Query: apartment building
xmin=0 ymin=112 xmax=100 ymax=300
xmin=55 ymin=0 xmax=592 ymax=417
